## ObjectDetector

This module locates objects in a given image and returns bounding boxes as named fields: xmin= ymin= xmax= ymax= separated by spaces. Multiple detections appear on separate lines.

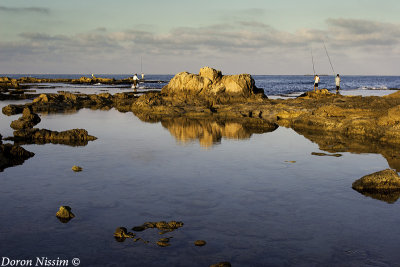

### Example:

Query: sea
xmin=1 ymin=74 xmax=400 ymax=266
xmin=3 ymin=74 xmax=400 ymax=97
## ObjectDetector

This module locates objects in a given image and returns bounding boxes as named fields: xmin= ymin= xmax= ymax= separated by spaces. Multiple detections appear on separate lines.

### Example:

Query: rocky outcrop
xmin=161 ymin=67 xmax=264 ymax=98
xmin=352 ymin=169 xmax=400 ymax=192
xmin=0 ymin=143 xmax=35 ymax=172
xmin=352 ymin=169 xmax=400 ymax=203
xmin=11 ymin=128 xmax=97 ymax=146
xmin=10 ymin=107 xmax=41 ymax=130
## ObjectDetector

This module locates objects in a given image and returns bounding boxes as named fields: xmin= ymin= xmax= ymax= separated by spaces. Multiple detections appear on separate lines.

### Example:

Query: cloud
xmin=0 ymin=6 xmax=50 ymax=14
xmin=1 ymin=18 xmax=400 ymax=74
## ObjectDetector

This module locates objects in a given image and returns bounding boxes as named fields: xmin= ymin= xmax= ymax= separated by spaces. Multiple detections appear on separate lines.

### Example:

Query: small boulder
xmin=72 ymin=165 xmax=82 ymax=172
xmin=352 ymin=169 xmax=400 ymax=192
xmin=56 ymin=206 xmax=75 ymax=223
xmin=194 ymin=240 xmax=207 ymax=246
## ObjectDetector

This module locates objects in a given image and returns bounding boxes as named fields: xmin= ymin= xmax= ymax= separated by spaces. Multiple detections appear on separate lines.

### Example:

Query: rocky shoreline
xmin=2 ymin=67 xmax=400 ymax=173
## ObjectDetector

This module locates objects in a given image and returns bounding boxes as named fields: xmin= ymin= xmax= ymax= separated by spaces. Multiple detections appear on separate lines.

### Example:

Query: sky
xmin=0 ymin=0 xmax=399 ymax=75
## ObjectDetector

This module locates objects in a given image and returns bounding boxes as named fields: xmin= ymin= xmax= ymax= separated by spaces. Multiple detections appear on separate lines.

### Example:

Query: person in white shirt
xmin=314 ymin=75 xmax=320 ymax=91
xmin=132 ymin=74 xmax=139 ymax=89
xmin=141 ymin=73 xmax=144 ymax=80
xmin=335 ymin=74 xmax=341 ymax=92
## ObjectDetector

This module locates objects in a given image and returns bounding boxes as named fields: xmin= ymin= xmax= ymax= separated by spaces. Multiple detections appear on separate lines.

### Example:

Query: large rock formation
xmin=161 ymin=67 xmax=264 ymax=97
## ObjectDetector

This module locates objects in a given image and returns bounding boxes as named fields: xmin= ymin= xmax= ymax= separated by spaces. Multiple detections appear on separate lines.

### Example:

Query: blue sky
xmin=1 ymin=0 xmax=399 ymax=74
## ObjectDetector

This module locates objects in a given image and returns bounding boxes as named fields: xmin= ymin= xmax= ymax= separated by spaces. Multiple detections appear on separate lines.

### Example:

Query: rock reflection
xmin=159 ymin=117 xmax=278 ymax=148
xmin=294 ymin=128 xmax=400 ymax=172
xmin=353 ymin=190 xmax=400 ymax=204
xmin=0 ymin=143 xmax=35 ymax=172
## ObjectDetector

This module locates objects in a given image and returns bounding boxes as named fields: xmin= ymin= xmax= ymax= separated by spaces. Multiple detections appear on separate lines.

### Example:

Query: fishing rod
xmin=323 ymin=40 xmax=335 ymax=75
xmin=311 ymin=47 xmax=316 ymax=76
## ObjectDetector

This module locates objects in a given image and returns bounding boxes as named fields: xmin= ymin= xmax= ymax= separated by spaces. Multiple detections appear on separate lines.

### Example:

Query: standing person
xmin=141 ymin=73 xmax=144 ymax=80
xmin=335 ymin=74 xmax=341 ymax=93
xmin=132 ymin=73 xmax=139 ymax=89
xmin=314 ymin=75 xmax=320 ymax=91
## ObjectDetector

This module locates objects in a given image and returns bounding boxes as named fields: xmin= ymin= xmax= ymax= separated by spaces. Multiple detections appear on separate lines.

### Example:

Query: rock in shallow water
xmin=55 ymin=206 xmax=75 ymax=223
xmin=352 ymin=169 xmax=400 ymax=192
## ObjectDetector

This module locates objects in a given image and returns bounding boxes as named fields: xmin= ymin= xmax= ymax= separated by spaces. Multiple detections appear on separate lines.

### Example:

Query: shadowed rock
xmin=210 ymin=262 xmax=231 ymax=267
xmin=56 ymin=206 xmax=75 ymax=223
xmin=0 ymin=143 xmax=35 ymax=172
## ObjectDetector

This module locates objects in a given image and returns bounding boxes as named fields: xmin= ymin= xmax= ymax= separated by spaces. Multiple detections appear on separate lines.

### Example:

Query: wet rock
xmin=311 ymin=152 xmax=342 ymax=157
xmin=56 ymin=206 xmax=75 ymax=223
xmin=352 ymin=169 xmax=400 ymax=192
xmin=157 ymin=237 xmax=171 ymax=247
xmin=210 ymin=262 xmax=231 ymax=267
xmin=299 ymin=89 xmax=335 ymax=98
xmin=12 ymin=128 xmax=97 ymax=146
xmin=2 ymin=104 xmax=25 ymax=116
xmin=114 ymin=227 xmax=135 ymax=242
xmin=10 ymin=107 xmax=41 ymax=130
xmin=132 ymin=221 xmax=184 ymax=233
xmin=0 ymin=143 xmax=35 ymax=172
xmin=194 ymin=240 xmax=206 ymax=246
xmin=72 ymin=165 xmax=82 ymax=172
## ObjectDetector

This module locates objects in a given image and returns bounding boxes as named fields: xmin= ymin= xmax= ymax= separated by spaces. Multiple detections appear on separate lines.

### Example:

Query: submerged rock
xmin=0 ymin=143 xmax=35 ymax=172
xmin=311 ymin=152 xmax=342 ymax=157
xmin=114 ymin=227 xmax=135 ymax=242
xmin=210 ymin=262 xmax=231 ymax=267
xmin=56 ymin=206 xmax=75 ymax=223
xmin=352 ymin=169 xmax=400 ymax=192
xmin=194 ymin=240 xmax=207 ymax=246
xmin=157 ymin=237 xmax=172 ymax=247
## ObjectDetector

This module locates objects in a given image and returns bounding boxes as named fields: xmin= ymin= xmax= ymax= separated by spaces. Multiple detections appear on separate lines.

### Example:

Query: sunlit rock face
xmin=161 ymin=67 xmax=264 ymax=97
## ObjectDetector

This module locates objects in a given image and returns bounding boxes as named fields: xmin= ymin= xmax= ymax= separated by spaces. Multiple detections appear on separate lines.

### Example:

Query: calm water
xmin=1 ymin=98 xmax=400 ymax=266
xmin=2 ymin=74 xmax=400 ymax=97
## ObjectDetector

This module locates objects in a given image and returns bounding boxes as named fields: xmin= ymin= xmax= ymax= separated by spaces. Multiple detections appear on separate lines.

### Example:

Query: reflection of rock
xmin=311 ymin=152 xmax=342 ymax=157
xmin=352 ymin=169 xmax=400 ymax=203
xmin=56 ymin=206 xmax=75 ymax=223
xmin=10 ymin=107 xmax=41 ymax=130
xmin=161 ymin=117 xmax=278 ymax=148
xmin=293 ymin=128 xmax=400 ymax=172
xmin=0 ymin=143 xmax=35 ymax=172
xmin=10 ymin=128 xmax=97 ymax=147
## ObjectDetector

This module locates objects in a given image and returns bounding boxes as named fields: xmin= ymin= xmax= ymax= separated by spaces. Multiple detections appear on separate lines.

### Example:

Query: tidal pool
xmin=1 ymin=105 xmax=399 ymax=266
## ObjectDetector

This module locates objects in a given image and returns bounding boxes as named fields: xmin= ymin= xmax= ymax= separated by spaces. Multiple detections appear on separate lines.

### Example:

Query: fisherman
xmin=132 ymin=73 xmax=139 ymax=89
xmin=141 ymin=73 xmax=144 ymax=80
xmin=314 ymin=75 xmax=320 ymax=91
xmin=335 ymin=74 xmax=341 ymax=93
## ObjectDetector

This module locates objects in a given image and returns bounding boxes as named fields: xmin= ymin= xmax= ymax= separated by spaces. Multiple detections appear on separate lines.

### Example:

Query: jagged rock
xmin=352 ymin=169 xmax=400 ymax=192
xmin=2 ymin=104 xmax=25 ymax=116
xmin=194 ymin=240 xmax=206 ymax=246
xmin=161 ymin=67 xmax=264 ymax=97
xmin=55 ymin=206 xmax=75 ymax=223
xmin=0 ymin=143 xmax=35 ymax=172
xmin=10 ymin=107 xmax=41 ymax=130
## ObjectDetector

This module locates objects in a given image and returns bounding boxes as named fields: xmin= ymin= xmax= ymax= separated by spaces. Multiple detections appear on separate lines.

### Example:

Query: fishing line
xmin=323 ymin=40 xmax=335 ymax=75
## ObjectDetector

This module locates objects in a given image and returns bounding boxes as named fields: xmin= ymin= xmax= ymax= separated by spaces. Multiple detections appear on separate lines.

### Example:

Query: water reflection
xmin=352 ymin=189 xmax=400 ymax=204
xmin=0 ymin=143 xmax=35 ymax=172
xmin=294 ymin=128 xmax=400 ymax=172
xmin=134 ymin=115 xmax=278 ymax=148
